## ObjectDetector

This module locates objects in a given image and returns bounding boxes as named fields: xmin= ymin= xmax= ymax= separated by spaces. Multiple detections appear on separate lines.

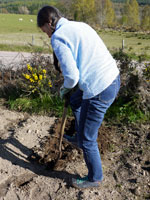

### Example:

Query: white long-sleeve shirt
xmin=51 ymin=18 xmax=119 ymax=99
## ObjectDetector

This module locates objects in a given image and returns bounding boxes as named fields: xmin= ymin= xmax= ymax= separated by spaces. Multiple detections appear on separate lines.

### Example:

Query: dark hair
xmin=53 ymin=52 xmax=61 ymax=73
xmin=37 ymin=5 xmax=61 ymax=30
xmin=37 ymin=6 xmax=61 ymax=73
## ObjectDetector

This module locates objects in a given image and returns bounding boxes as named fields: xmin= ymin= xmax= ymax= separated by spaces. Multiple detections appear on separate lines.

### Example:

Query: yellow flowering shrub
xmin=22 ymin=64 xmax=52 ymax=97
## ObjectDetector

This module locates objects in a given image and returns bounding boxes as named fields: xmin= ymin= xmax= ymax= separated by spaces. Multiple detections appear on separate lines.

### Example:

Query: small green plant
xmin=123 ymin=148 xmax=131 ymax=154
xmin=128 ymin=46 xmax=133 ymax=51
xmin=145 ymin=46 xmax=150 ymax=50
xmin=143 ymin=63 xmax=150 ymax=82
xmin=105 ymin=94 xmax=149 ymax=124
xmin=116 ymin=184 xmax=122 ymax=189
xmin=113 ymin=49 xmax=133 ymax=74
xmin=109 ymin=143 xmax=116 ymax=153
xmin=138 ymin=53 xmax=149 ymax=62
xmin=22 ymin=64 xmax=52 ymax=98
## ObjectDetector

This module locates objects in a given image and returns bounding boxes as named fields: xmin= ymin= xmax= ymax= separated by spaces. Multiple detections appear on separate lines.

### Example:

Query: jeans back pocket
xmin=99 ymin=75 xmax=120 ymax=104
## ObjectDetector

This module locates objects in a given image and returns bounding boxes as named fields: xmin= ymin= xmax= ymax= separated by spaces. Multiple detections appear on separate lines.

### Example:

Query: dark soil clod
xmin=28 ymin=118 xmax=116 ymax=170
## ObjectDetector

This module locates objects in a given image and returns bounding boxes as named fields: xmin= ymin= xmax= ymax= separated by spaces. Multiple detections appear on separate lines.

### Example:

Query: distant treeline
xmin=1 ymin=0 xmax=150 ymax=6
xmin=0 ymin=0 xmax=58 ymax=14
xmin=0 ymin=0 xmax=150 ymax=15
xmin=112 ymin=0 xmax=150 ymax=5
xmin=1 ymin=0 xmax=150 ymax=4
xmin=0 ymin=0 xmax=150 ymax=31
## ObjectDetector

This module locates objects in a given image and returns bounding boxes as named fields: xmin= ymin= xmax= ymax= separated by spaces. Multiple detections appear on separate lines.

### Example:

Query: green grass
xmin=0 ymin=13 xmax=149 ymax=123
xmin=7 ymin=94 xmax=64 ymax=116
xmin=0 ymin=13 xmax=50 ymax=52
xmin=105 ymin=96 xmax=150 ymax=124
xmin=7 ymin=95 xmax=73 ymax=117
xmin=98 ymin=30 xmax=150 ymax=57
xmin=0 ymin=13 xmax=150 ymax=57
xmin=7 ymin=92 xmax=149 ymax=123
xmin=0 ymin=14 xmax=37 ymax=33
xmin=0 ymin=43 xmax=50 ymax=53
xmin=2 ymin=85 xmax=72 ymax=117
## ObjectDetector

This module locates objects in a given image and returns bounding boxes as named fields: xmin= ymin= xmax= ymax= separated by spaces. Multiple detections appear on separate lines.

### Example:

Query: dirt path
xmin=0 ymin=51 xmax=52 ymax=70
xmin=0 ymin=106 xmax=150 ymax=200
xmin=0 ymin=51 xmax=32 ymax=67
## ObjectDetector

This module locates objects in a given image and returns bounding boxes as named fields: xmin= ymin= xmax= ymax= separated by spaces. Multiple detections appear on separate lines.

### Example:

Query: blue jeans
xmin=70 ymin=75 xmax=120 ymax=182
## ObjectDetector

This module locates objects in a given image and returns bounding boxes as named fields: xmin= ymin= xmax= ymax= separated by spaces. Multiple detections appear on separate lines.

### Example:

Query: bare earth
xmin=0 ymin=105 xmax=150 ymax=200
xmin=0 ymin=106 xmax=118 ymax=200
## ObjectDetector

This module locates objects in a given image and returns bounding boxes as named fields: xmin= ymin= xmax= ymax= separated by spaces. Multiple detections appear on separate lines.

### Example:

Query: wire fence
xmin=0 ymin=52 xmax=28 ymax=83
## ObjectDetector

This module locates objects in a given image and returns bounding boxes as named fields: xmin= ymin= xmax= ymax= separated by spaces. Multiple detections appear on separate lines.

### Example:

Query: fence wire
xmin=0 ymin=52 xmax=30 ymax=84
xmin=0 ymin=52 xmax=53 ymax=84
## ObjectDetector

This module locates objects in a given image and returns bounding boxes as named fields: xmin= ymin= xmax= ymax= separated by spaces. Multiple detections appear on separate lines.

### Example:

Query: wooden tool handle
xmin=58 ymin=106 xmax=68 ymax=153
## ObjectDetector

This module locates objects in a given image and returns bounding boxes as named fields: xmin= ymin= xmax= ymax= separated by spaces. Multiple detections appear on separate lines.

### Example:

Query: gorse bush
xmin=0 ymin=53 xmax=64 ymax=115
xmin=22 ymin=64 xmax=52 ymax=98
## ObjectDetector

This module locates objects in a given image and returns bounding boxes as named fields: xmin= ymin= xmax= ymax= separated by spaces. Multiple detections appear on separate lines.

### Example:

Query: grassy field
xmin=0 ymin=13 xmax=50 ymax=52
xmin=0 ymin=13 xmax=150 ymax=57
xmin=99 ymin=30 xmax=150 ymax=57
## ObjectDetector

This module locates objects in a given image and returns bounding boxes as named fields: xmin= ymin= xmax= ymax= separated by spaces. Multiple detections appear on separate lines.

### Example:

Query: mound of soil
xmin=28 ymin=117 xmax=117 ymax=171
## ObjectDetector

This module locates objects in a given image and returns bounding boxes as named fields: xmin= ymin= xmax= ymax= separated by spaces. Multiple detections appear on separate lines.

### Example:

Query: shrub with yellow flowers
xmin=143 ymin=63 xmax=150 ymax=82
xmin=22 ymin=64 xmax=52 ymax=97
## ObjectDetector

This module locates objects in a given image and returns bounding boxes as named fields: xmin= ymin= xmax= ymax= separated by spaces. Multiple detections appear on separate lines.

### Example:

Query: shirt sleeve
xmin=51 ymin=37 xmax=79 ymax=89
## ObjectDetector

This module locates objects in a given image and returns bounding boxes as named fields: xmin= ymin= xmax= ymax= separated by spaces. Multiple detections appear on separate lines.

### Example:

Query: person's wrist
xmin=60 ymin=86 xmax=71 ymax=99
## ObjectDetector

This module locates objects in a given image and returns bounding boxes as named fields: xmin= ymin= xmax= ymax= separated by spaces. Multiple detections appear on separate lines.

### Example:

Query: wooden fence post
xmin=122 ymin=39 xmax=125 ymax=51
xmin=32 ymin=35 xmax=35 ymax=45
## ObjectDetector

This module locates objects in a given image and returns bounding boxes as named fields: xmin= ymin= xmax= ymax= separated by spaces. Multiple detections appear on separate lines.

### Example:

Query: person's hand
xmin=60 ymin=85 xmax=71 ymax=100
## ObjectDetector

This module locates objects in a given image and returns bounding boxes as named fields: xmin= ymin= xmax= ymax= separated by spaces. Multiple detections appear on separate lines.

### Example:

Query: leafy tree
xmin=71 ymin=0 xmax=96 ymax=23
xmin=141 ymin=5 xmax=150 ymax=30
xmin=1 ymin=8 xmax=9 ymax=13
xmin=18 ymin=6 xmax=29 ymax=14
xmin=122 ymin=0 xmax=140 ymax=29
xmin=56 ymin=0 xmax=73 ymax=18
xmin=0 ymin=1 xmax=58 ymax=14
xmin=95 ymin=0 xmax=105 ymax=27
xmin=103 ymin=0 xmax=116 ymax=27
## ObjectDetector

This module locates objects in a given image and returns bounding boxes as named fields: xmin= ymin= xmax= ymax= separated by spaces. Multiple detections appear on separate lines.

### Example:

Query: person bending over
xmin=37 ymin=5 xmax=120 ymax=189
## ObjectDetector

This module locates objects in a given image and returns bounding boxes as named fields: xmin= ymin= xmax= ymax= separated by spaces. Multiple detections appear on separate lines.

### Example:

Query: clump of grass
xmin=138 ymin=53 xmax=150 ymax=62
xmin=7 ymin=94 xmax=64 ymax=116
xmin=105 ymin=96 xmax=149 ymax=124
xmin=0 ymin=44 xmax=50 ymax=53
xmin=137 ymin=42 xmax=141 ymax=45
xmin=145 ymin=46 xmax=150 ymax=50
